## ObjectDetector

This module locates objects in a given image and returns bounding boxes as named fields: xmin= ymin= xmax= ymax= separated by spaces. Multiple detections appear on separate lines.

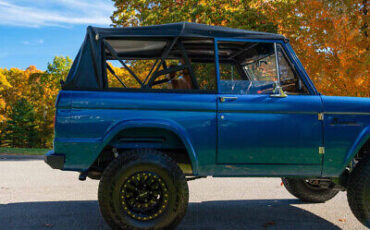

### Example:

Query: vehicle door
xmin=216 ymin=39 xmax=324 ymax=167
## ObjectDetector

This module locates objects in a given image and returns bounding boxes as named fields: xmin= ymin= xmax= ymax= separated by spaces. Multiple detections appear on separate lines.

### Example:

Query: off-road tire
xmin=98 ymin=149 xmax=189 ymax=230
xmin=282 ymin=178 xmax=339 ymax=203
xmin=347 ymin=155 xmax=370 ymax=228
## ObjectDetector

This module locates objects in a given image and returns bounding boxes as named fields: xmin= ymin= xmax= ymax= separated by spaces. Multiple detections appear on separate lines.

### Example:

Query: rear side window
xmin=103 ymin=38 xmax=216 ymax=92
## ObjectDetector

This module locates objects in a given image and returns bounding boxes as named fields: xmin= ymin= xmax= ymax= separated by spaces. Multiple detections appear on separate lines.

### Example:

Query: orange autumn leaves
xmin=111 ymin=0 xmax=369 ymax=97
xmin=0 ymin=57 xmax=72 ymax=147
xmin=258 ymin=0 xmax=369 ymax=97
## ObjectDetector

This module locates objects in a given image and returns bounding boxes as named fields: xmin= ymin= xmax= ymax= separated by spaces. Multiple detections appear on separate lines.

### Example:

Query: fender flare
xmin=97 ymin=119 xmax=199 ymax=174
xmin=343 ymin=125 xmax=370 ymax=167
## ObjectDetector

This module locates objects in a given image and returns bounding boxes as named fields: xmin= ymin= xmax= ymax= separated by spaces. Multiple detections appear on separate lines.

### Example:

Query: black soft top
xmin=63 ymin=22 xmax=286 ymax=90
xmin=91 ymin=22 xmax=285 ymax=40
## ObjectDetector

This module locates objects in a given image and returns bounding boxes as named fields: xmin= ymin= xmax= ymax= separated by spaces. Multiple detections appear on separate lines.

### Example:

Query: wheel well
xmin=339 ymin=139 xmax=370 ymax=188
xmin=356 ymin=139 xmax=369 ymax=161
xmin=88 ymin=127 xmax=194 ymax=179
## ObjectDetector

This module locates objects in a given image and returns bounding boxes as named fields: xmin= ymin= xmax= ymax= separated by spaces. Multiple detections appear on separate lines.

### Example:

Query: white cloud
xmin=0 ymin=0 xmax=114 ymax=27
xmin=22 ymin=39 xmax=44 ymax=45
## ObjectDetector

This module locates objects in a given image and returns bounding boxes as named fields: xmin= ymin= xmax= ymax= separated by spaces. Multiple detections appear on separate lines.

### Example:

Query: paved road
xmin=0 ymin=156 xmax=367 ymax=230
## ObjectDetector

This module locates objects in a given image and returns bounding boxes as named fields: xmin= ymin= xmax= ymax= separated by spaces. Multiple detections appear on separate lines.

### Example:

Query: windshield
xmin=218 ymin=41 xmax=309 ymax=95
xmin=243 ymin=53 xmax=277 ymax=87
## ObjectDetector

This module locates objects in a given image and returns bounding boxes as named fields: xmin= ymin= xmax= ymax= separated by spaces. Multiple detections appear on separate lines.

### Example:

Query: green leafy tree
xmin=47 ymin=56 xmax=73 ymax=83
xmin=3 ymin=98 xmax=39 ymax=148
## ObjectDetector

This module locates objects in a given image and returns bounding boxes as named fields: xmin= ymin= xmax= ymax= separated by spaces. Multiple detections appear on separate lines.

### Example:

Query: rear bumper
xmin=44 ymin=150 xmax=65 ymax=169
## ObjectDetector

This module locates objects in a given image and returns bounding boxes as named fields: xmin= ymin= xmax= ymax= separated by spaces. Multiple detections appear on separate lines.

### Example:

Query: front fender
xmin=343 ymin=126 xmax=370 ymax=167
xmin=98 ymin=119 xmax=199 ymax=174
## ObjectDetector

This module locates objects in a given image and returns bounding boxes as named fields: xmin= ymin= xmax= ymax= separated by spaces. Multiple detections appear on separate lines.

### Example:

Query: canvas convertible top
xmin=91 ymin=22 xmax=285 ymax=40
xmin=63 ymin=22 xmax=286 ymax=90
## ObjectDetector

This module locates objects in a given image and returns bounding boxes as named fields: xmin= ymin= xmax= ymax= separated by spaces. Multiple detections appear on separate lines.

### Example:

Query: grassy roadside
xmin=0 ymin=147 xmax=50 ymax=155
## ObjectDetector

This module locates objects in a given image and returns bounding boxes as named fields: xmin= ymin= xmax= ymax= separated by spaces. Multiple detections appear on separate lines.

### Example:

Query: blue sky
xmin=0 ymin=0 xmax=115 ymax=70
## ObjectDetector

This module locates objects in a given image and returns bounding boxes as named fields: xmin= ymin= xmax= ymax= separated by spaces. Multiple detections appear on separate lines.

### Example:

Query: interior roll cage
xmin=99 ymin=36 xmax=309 ymax=95
xmin=102 ymin=37 xmax=203 ymax=89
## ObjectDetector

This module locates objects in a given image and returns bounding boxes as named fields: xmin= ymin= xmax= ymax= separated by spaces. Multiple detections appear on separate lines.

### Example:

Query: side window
xmin=220 ymin=63 xmax=242 ymax=81
xmin=192 ymin=62 xmax=216 ymax=91
xmin=217 ymin=41 xmax=308 ymax=95
xmin=104 ymin=38 xmax=216 ymax=92
xmin=106 ymin=60 xmax=157 ymax=89
xmin=219 ymin=63 xmax=250 ymax=94
xmin=276 ymin=46 xmax=308 ymax=94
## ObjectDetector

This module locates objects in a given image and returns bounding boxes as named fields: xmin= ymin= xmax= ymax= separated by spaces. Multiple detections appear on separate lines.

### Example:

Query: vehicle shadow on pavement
xmin=0 ymin=155 xmax=44 ymax=161
xmin=0 ymin=199 xmax=341 ymax=230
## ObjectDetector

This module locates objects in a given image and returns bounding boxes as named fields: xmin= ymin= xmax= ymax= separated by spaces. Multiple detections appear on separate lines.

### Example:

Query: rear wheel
xmin=347 ymin=155 xmax=370 ymax=228
xmin=282 ymin=178 xmax=339 ymax=203
xmin=98 ymin=149 xmax=189 ymax=230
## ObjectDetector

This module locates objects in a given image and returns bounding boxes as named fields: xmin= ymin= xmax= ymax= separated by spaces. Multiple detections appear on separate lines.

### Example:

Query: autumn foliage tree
xmin=111 ymin=0 xmax=369 ymax=97
xmin=0 ymin=57 xmax=72 ymax=148
xmin=260 ymin=0 xmax=369 ymax=97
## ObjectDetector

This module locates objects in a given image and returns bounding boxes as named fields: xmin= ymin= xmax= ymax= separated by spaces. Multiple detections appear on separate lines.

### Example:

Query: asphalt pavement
xmin=0 ymin=156 xmax=367 ymax=230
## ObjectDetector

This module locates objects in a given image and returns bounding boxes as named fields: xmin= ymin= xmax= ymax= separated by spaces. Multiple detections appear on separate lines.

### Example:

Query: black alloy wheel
xmin=98 ymin=149 xmax=189 ymax=230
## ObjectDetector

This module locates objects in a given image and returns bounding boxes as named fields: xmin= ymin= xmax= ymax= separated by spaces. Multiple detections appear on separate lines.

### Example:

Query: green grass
xmin=0 ymin=147 xmax=50 ymax=155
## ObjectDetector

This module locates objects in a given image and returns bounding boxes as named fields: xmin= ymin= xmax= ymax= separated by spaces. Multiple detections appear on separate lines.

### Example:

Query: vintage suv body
xmin=45 ymin=22 xmax=370 ymax=229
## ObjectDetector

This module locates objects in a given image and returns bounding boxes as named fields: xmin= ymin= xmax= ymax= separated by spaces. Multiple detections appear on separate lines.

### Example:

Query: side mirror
xmin=270 ymin=83 xmax=287 ymax=98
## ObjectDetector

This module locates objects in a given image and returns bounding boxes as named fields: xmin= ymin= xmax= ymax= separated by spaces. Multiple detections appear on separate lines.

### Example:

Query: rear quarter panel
xmin=54 ymin=90 xmax=217 ymax=172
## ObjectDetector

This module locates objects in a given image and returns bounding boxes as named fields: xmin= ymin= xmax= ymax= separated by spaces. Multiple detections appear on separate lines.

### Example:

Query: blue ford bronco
xmin=45 ymin=22 xmax=370 ymax=229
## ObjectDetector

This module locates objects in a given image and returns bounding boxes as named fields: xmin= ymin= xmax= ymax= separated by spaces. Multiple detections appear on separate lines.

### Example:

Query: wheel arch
xmin=343 ymin=126 xmax=370 ymax=168
xmin=95 ymin=119 xmax=199 ymax=174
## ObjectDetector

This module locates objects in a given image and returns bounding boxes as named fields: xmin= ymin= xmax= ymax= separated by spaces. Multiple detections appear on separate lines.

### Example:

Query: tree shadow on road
xmin=0 ymin=199 xmax=341 ymax=230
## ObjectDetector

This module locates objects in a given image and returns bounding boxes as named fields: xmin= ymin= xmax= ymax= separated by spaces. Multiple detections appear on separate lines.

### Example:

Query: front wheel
xmin=98 ymin=149 xmax=189 ymax=230
xmin=282 ymin=178 xmax=339 ymax=203
xmin=347 ymin=155 xmax=370 ymax=228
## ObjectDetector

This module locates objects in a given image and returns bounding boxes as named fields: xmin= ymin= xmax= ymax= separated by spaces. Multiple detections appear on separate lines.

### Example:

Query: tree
xmin=3 ymin=98 xmax=39 ymax=148
xmin=47 ymin=56 xmax=73 ymax=81
xmin=111 ymin=0 xmax=369 ymax=97
xmin=255 ymin=0 xmax=369 ymax=97
xmin=31 ymin=56 xmax=72 ymax=147
xmin=0 ymin=70 xmax=11 ymax=122
xmin=0 ymin=56 xmax=72 ymax=148
xmin=111 ymin=0 xmax=277 ymax=32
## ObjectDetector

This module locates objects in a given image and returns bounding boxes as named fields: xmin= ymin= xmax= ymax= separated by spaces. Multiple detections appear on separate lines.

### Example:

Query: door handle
xmin=219 ymin=96 xmax=238 ymax=102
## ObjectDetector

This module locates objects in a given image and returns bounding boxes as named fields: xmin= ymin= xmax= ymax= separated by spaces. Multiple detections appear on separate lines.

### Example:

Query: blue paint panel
xmin=55 ymin=90 xmax=217 ymax=171
xmin=217 ymin=94 xmax=323 ymax=166
xmin=321 ymin=96 xmax=370 ymax=176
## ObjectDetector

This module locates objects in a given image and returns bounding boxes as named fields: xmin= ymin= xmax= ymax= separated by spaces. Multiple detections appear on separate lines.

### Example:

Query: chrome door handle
xmin=219 ymin=96 xmax=238 ymax=102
